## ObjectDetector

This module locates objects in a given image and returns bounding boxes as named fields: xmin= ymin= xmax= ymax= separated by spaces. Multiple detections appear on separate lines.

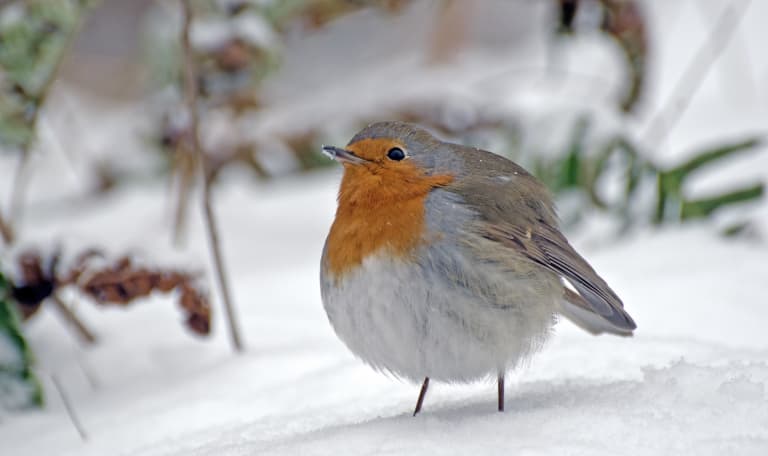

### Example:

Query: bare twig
xmin=171 ymin=154 xmax=195 ymax=245
xmin=0 ymin=211 xmax=13 ymax=245
xmin=77 ymin=356 xmax=100 ymax=391
xmin=426 ymin=0 xmax=470 ymax=64
xmin=51 ymin=374 xmax=88 ymax=441
xmin=642 ymin=0 xmax=752 ymax=149
xmin=50 ymin=294 xmax=97 ymax=345
xmin=181 ymin=0 xmax=244 ymax=352
xmin=7 ymin=151 xmax=31 ymax=225
xmin=5 ymin=2 xmax=94 ymax=241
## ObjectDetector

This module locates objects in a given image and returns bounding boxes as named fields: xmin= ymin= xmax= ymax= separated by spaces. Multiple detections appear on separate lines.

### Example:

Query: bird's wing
xmin=481 ymin=220 xmax=636 ymax=333
xmin=561 ymin=288 xmax=633 ymax=336
xmin=446 ymin=148 xmax=636 ymax=333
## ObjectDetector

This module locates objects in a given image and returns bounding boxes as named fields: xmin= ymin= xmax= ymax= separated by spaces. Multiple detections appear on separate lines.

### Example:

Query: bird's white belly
xmin=321 ymin=252 xmax=559 ymax=383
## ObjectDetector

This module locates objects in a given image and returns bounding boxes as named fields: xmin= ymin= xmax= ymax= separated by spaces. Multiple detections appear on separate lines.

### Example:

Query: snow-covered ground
xmin=2 ymin=0 xmax=768 ymax=454
xmin=2 ymin=173 xmax=768 ymax=456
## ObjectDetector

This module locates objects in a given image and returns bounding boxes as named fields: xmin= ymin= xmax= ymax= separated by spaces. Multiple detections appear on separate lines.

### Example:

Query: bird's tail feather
xmin=559 ymin=288 xmax=634 ymax=337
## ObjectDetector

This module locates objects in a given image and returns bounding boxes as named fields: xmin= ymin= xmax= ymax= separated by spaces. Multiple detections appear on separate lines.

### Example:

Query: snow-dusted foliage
xmin=1 ymin=0 xmax=767 ymax=454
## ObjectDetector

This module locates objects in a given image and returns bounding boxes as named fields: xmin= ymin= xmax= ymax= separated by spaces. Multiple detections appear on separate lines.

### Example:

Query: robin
xmin=320 ymin=121 xmax=636 ymax=415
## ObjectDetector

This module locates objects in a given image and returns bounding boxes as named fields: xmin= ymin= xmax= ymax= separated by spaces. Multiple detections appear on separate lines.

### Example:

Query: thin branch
xmin=171 ymin=154 xmax=195 ymax=245
xmin=5 ymin=2 xmax=94 ymax=240
xmin=77 ymin=356 xmax=100 ymax=391
xmin=642 ymin=0 xmax=752 ymax=149
xmin=7 ymin=151 xmax=30 ymax=225
xmin=180 ymin=0 xmax=244 ymax=352
xmin=0 ymin=211 xmax=13 ymax=245
xmin=50 ymin=293 xmax=97 ymax=345
xmin=426 ymin=0 xmax=471 ymax=64
xmin=202 ymin=182 xmax=244 ymax=347
xmin=51 ymin=374 xmax=88 ymax=441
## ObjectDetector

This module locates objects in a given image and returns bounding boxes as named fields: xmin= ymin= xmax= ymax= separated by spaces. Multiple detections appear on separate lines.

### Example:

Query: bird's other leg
xmin=497 ymin=373 xmax=505 ymax=412
xmin=413 ymin=377 xmax=430 ymax=416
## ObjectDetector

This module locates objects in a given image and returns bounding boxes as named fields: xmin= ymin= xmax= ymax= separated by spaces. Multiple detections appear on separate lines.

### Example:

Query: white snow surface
xmin=2 ymin=0 xmax=768 ymax=454
xmin=0 ymin=174 xmax=767 ymax=456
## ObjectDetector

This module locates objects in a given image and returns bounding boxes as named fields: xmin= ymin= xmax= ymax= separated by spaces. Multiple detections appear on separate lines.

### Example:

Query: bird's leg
xmin=413 ymin=377 xmax=430 ymax=416
xmin=497 ymin=373 xmax=505 ymax=412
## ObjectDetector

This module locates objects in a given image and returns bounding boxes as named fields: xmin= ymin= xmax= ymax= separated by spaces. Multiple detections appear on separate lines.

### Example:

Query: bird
xmin=319 ymin=121 xmax=636 ymax=415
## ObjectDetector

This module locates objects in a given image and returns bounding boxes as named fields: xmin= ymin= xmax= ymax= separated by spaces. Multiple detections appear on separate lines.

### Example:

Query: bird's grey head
xmin=321 ymin=121 xmax=465 ymax=176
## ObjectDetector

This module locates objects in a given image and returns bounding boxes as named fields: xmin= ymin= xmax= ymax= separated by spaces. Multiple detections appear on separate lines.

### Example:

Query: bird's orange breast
xmin=324 ymin=155 xmax=453 ymax=280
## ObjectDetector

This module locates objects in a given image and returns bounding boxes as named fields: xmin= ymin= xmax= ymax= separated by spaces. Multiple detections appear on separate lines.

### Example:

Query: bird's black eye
xmin=386 ymin=147 xmax=406 ymax=161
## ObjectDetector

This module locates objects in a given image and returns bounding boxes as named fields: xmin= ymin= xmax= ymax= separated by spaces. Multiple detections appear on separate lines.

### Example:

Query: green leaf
xmin=558 ymin=116 xmax=589 ymax=190
xmin=0 ymin=0 xmax=90 ymax=148
xmin=680 ymin=183 xmax=764 ymax=220
xmin=0 ymin=272 xmax=44 ymax=409
xmin=668 ymin=138 xmax=763 ymax=180
xmin=655 ymin=138 xmax=764 ymax=224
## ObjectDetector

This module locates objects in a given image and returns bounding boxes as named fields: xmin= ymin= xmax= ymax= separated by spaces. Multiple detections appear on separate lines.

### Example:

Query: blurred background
xmin=2 ymin=0 xmax=765 ymax=234
xmin=1 ymin=0 xmax=767 ymax=452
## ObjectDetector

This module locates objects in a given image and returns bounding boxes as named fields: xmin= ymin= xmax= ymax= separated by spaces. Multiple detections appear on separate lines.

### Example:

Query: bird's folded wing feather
xmin=445 ymin=149 xmax=636 ymax=334
xmin=481 ymin=221 xmax=636 ymax=332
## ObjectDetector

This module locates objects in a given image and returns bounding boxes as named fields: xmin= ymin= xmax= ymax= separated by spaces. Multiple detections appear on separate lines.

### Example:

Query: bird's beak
xmin=322 ymin=145 xmax=368 ymax=165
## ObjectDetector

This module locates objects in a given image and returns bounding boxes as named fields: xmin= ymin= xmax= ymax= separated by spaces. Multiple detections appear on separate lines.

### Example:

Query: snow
xmin=2 ymin=0 xmax=768 ymax=454
xmin=0 ymin=173 xmax=766 ymax=455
